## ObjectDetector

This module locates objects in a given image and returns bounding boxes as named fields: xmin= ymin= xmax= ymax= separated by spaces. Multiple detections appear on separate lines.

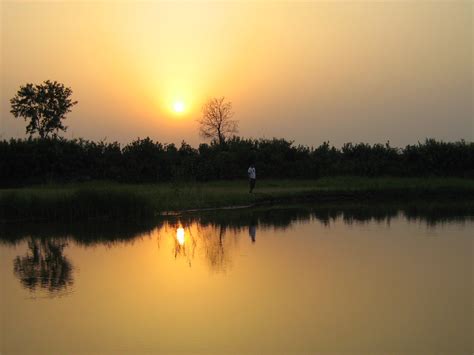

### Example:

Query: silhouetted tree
xmin=198 ymin=97 xmax=238 ymax=145
xmin=0 ymin=137 xmax=472 ymax=187
xmin=10 ymin=80 xmax=78 ymax=138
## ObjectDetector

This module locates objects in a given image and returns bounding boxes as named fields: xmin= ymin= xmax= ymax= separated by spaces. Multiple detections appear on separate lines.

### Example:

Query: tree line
xmin=3 ymin=80 xmax=473 ymax=186
xmin=0 ymin=137 xmax=472 ymax=186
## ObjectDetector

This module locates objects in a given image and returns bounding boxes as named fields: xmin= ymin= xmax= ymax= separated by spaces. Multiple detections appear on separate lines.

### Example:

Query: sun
xmin=172 ymin=100 xmax=185 ymax=113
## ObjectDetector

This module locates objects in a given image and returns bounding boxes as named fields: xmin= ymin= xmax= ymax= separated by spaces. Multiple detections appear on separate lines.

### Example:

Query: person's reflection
xmin=13 ymin=238 xmax=73 ymax=294
xmin=248 ymin=224 xmax=256 ymax=243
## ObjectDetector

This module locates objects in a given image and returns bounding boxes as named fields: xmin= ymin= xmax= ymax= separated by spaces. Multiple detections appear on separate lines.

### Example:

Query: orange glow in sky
xmin=1 ymin=1 xmax=471 ymax=146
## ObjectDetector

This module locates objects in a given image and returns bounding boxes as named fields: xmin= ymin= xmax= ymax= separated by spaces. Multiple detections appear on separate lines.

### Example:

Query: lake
xmin=1 ymin=203 xmax=473 ymax=354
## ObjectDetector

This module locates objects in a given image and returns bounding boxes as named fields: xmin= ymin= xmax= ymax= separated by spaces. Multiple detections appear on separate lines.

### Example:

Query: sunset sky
xmin=1 ymin=1 xmax=472 ymax=147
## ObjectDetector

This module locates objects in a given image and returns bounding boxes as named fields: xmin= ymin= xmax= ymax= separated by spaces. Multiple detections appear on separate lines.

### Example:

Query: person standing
xmin=248 ymin=164 xmax=256 ymax=193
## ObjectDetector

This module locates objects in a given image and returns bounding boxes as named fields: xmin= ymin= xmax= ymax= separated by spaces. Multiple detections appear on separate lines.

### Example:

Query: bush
xmin=0 ymin=137 xmax=472 ymax=186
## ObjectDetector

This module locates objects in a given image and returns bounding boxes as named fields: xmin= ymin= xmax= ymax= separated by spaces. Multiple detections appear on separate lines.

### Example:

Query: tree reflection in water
xmin=161 ymin=223 xmax=239 ymax=272
xmin=200 ymin=225 xmax=233 ymax=272
xmin=13 ymin=238 xmax=73 ymax=296
xmin=4 ymin=201 xmax=473 ymax=291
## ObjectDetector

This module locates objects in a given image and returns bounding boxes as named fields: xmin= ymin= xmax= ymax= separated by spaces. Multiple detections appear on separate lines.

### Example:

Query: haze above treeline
xmin=1 ymin=1 xmax=472 ymax=146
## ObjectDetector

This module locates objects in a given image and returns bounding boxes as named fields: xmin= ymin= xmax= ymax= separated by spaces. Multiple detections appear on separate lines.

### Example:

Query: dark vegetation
xmin=1 ymin=137 xmax=473 ymax=186
xmin=4 ymin=201 xmax=472 ymax=294
xmin=2 ymin=201 xmax=473 ymax=245
xmin=4 ymin=82 xmax=472 ymax=223
xmin=1 ymin=178 xmax=473 ymax=222
xmin=5 ymin=81 xmax=472 ymax=185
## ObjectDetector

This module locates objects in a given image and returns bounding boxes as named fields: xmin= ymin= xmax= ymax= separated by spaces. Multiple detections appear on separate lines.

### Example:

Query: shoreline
xmin=160 ymin=190 xmax=474 ymax=216
xmin=1 ymin=177 xmax=473 ymax=223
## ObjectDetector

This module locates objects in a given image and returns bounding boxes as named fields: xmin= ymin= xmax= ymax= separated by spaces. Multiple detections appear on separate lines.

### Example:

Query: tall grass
xmin=1 ymin=177 xmax=473 ymax=222
xmin=0 ymin=186 xmax=154 ymax=222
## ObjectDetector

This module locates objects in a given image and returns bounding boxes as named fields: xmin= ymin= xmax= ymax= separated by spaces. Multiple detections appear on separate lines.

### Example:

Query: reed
xmin=1 ymin=177 xmax=473 ymax=222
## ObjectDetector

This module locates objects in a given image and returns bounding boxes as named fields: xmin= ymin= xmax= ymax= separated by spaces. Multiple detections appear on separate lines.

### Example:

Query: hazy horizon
xmin=1 ymin=1 xmax=472 ymax=147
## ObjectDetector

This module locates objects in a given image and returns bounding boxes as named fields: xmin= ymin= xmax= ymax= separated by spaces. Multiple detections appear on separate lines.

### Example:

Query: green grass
xmin=1 ymin=177 xmax=473 ymax=222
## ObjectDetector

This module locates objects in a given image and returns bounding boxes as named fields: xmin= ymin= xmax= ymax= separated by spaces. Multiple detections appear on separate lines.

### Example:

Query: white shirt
xmin=248 ymin=166 xmax=256 ymax=179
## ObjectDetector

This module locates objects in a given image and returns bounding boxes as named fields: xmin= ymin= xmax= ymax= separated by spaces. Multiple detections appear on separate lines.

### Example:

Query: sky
xmin=1 ymin=0 xmax=472 ymax=147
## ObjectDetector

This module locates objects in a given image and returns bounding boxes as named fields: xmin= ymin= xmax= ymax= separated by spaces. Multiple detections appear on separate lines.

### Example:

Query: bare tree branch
xmin=197 ymin=97 xmax=238 ymax=145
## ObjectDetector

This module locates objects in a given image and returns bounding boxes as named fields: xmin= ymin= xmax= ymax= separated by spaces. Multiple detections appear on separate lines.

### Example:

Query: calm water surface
xmin=1 ymin=205 xmax=473 ymax=354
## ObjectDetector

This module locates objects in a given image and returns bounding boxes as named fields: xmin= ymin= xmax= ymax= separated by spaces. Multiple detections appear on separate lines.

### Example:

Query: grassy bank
xmin=1 ymin=177 xmax=474 ymax=222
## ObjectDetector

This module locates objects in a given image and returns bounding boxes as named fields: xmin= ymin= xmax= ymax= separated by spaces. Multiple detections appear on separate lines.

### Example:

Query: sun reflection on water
xmin=176 ymin=227 xmax=185 ymax=246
